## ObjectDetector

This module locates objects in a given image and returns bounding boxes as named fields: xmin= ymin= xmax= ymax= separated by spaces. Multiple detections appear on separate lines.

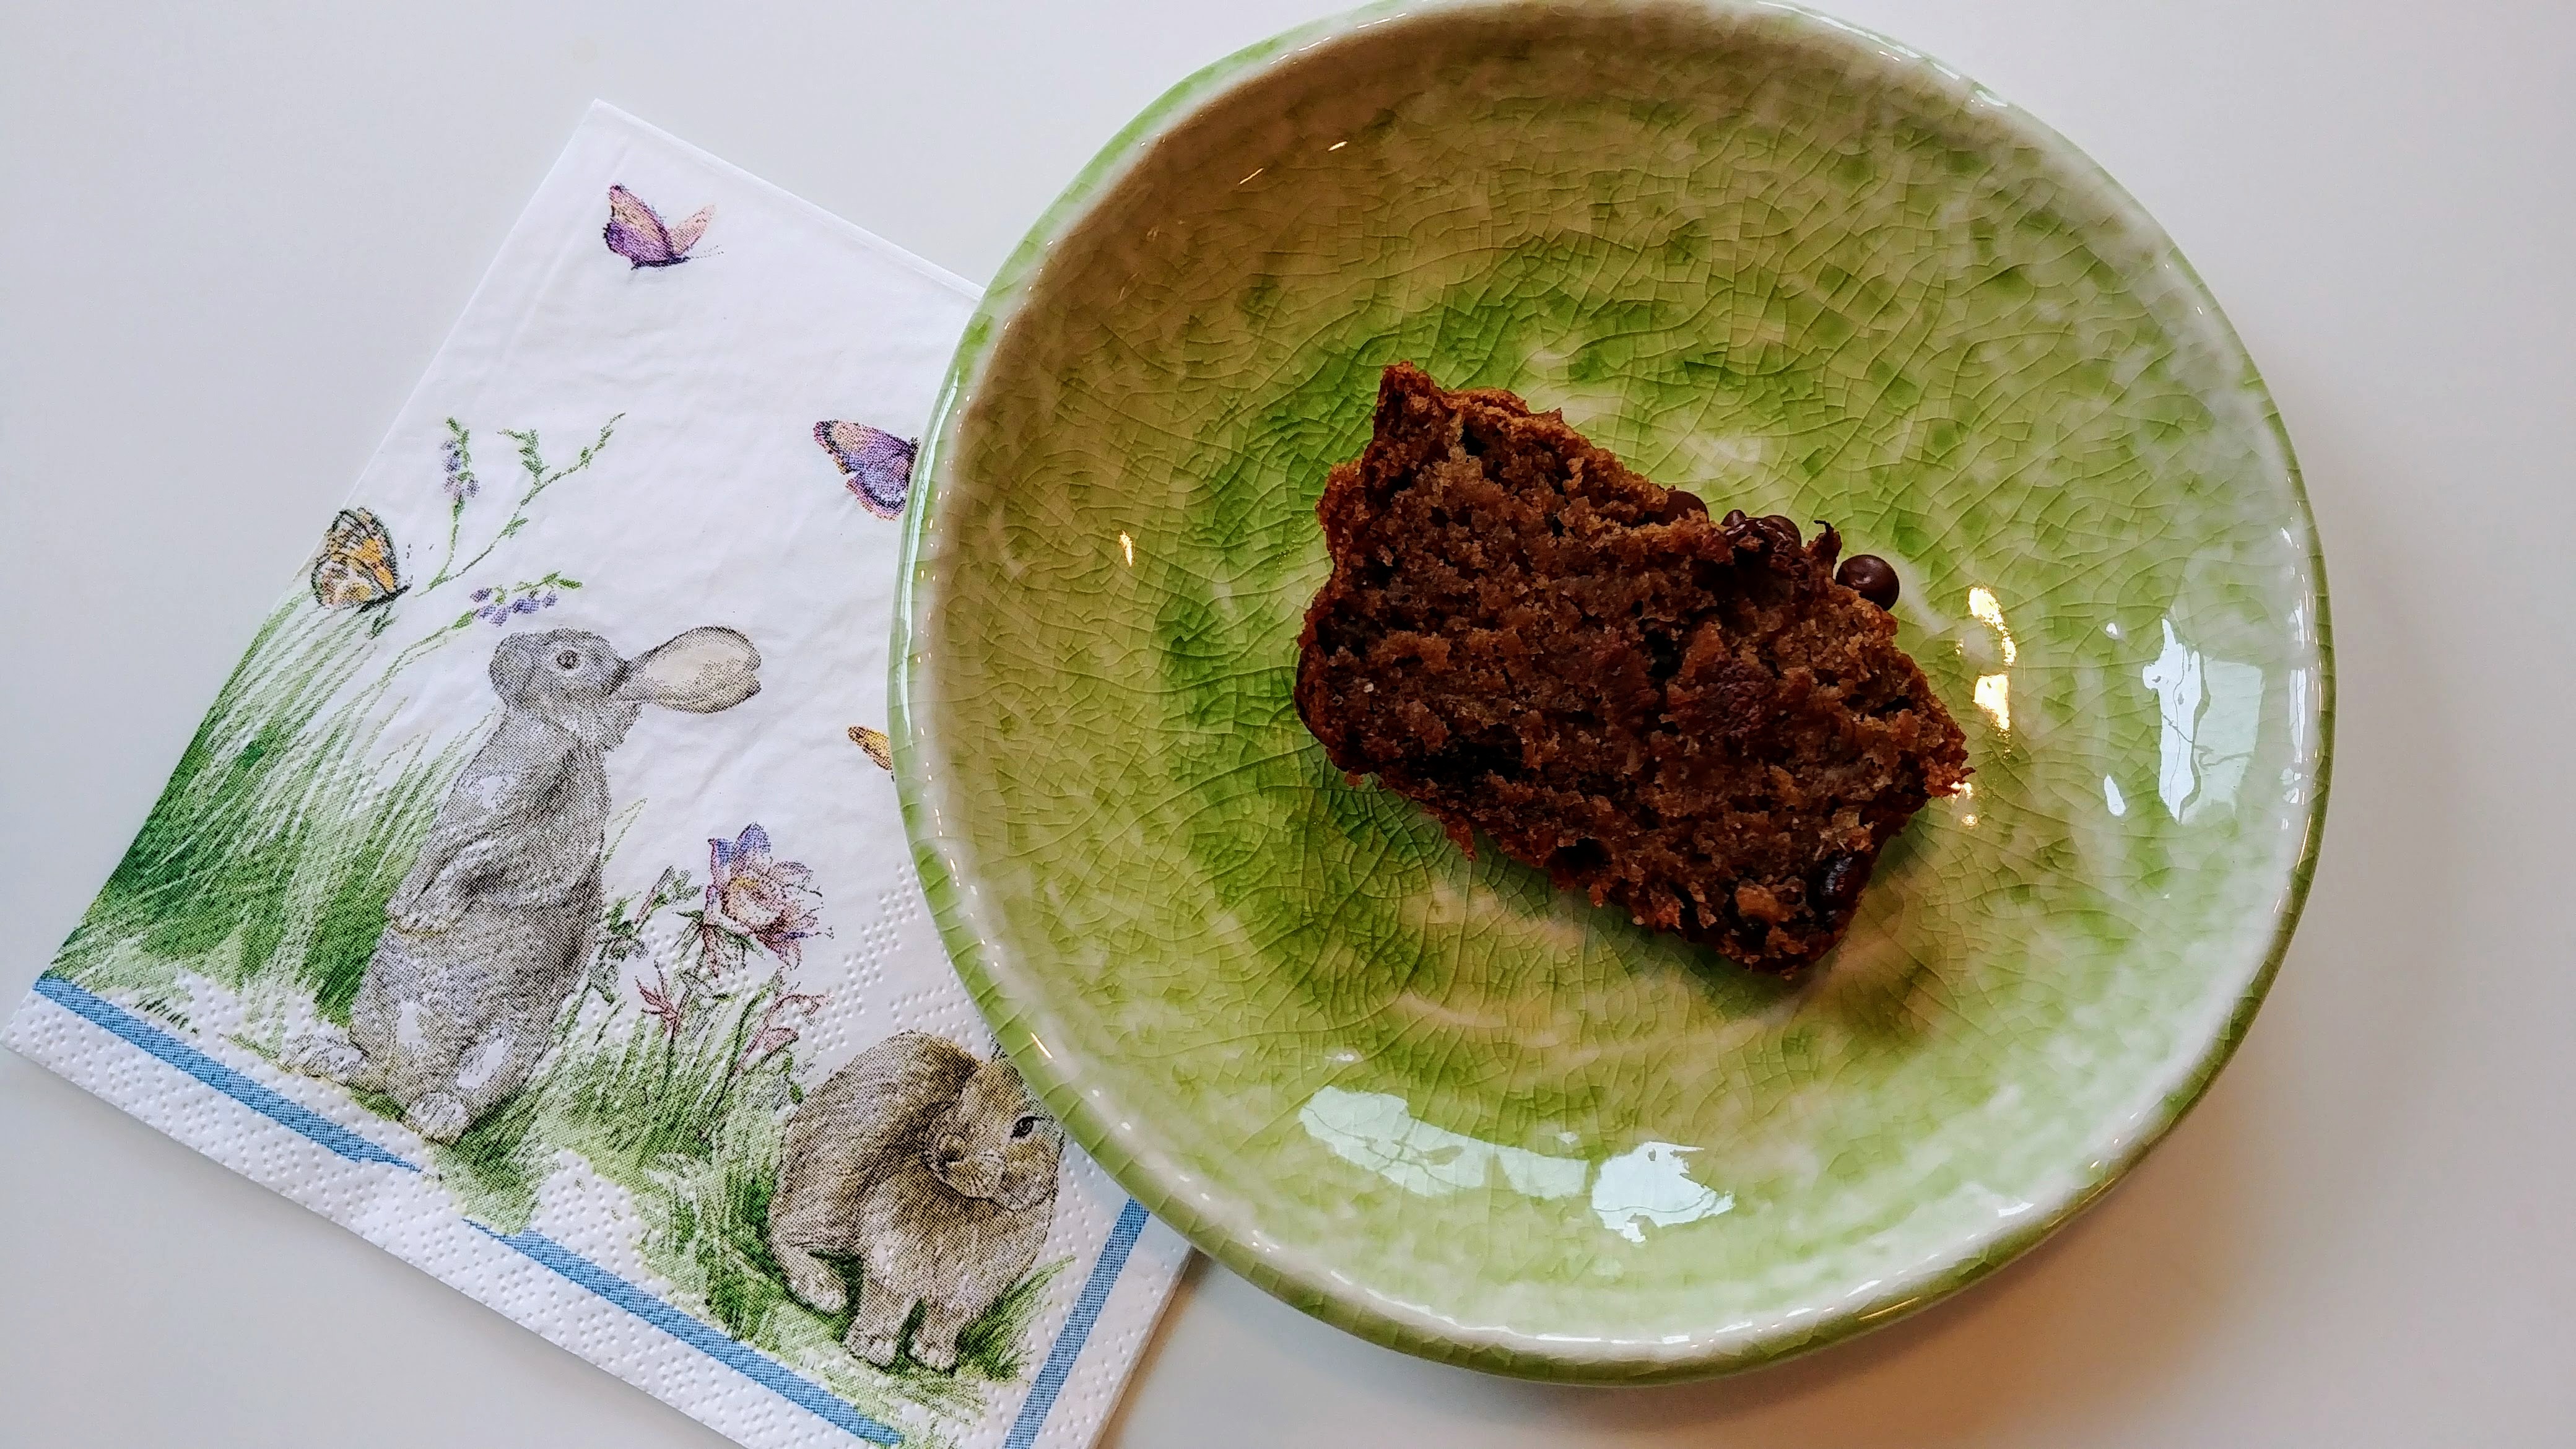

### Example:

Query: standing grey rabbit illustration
xmin=769 ymin=1032 xmax=1063 ymax=1371
xmin=286 ymin=625 xmax=760 ymax=1142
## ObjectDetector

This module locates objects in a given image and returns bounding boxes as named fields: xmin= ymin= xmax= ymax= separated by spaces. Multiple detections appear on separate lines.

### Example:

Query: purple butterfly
xmin=604 ymin=185 xmax=712 ymax=268
xmin=814 ymin=421 xmax=916 ymax=519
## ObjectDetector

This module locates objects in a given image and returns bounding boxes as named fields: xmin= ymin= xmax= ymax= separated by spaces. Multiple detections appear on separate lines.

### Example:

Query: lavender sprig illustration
xmin=464 ymin=572 xmax=581 ymax=627
xmin=420 ymin=412 xmax=622 ymax=594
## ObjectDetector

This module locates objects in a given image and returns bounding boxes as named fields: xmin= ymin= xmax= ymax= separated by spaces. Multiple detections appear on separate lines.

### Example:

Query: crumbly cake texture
xmin=1294 ymin=363 xmax=1970 ymax=971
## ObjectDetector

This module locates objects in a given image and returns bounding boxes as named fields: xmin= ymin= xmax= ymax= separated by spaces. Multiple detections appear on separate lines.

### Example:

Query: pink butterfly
xmin=604 ymin=186 xmax=712 ymax=268
xmin=814 ymin=421 xmax=917 ymax=519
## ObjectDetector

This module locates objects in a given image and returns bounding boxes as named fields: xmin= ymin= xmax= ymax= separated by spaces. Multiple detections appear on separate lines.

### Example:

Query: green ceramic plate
xmin=894 ymin=0 xmax=2328 ymax=1381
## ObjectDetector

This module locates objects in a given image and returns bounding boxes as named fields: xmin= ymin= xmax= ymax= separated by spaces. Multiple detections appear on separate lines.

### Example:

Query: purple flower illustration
xmin=700 ymin=824 xmax=823 ymax=970
xmin=472 ymin=588 xmax=559 ymax=626
xmin=441 ymin=434 xmax=478 ymax=504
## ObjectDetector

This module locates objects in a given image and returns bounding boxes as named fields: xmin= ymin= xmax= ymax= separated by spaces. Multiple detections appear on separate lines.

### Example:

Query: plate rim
xmin=892 ymin=0 xmax=2335 ymax=1382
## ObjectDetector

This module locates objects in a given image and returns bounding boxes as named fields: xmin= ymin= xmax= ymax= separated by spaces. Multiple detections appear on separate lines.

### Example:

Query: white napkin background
xmin=4 ymin=102 xmax=1186 ymax=1449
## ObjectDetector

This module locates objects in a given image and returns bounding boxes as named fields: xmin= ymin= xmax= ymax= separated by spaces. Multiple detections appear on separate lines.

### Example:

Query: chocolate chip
xmin=1738 ymin=513 xmax=1799 ymax=554
xmin=1721 ymin=508 xmax=1748 ymax=528
xmin=1811 ymin=520 xmax=1842 ymax=569
xmin=1814 ymin=852 xmax=1868 ymax=912
xmin=1836 ymin=554 xmax=1899 ymax=609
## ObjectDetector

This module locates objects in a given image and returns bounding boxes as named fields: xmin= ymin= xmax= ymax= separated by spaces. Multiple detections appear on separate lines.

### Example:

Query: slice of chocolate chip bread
xmin=1294 ymin=362 xmax=1969 ymax=971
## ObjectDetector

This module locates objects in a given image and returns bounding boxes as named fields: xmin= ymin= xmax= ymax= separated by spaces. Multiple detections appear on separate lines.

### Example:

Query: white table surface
xmin=4 ymin=2 xmax=2572 ymax=1444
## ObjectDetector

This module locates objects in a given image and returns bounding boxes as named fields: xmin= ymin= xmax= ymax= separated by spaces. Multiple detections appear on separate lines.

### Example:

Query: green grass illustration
xmin=52 ymin=603 xmax=468 ymax=1021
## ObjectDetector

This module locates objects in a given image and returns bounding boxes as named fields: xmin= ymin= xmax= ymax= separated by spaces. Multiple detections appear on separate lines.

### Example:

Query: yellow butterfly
xmin=848 ymin=725 xmax=894 ymax=772
xmin=309 ymin=508 xmax=407 ymax=613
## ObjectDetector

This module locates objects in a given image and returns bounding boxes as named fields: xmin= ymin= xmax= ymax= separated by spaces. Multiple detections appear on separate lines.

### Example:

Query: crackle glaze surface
xmin=895 ymin=0 xmax=2329 ymax=1380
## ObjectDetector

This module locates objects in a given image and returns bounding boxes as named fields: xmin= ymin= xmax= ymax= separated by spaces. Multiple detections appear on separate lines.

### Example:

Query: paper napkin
xmin=4 ymin=102 xmax=1187 ymax=1449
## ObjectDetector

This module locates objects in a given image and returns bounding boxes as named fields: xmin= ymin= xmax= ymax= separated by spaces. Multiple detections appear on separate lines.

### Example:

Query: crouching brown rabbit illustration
xmin=285 ymin=624 xmax=761 ymax=1142
xmin=768 ymin=1032 xmax=1063 ymax=1372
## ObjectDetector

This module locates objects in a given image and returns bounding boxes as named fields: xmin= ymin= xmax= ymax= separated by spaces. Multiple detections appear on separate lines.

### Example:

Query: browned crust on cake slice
xmin=1294 ymin=362 xmax=1969 ymax=971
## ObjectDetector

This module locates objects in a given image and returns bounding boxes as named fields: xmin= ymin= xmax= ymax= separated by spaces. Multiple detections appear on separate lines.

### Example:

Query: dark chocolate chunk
xmin=1815 ymin=851 xmax=1867 ymax=912
xmin=1836 ymin=554 xmax=1900 ymax=610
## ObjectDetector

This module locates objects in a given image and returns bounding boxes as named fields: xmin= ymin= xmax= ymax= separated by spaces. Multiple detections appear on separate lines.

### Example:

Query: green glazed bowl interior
xmin=896 ymin=0 xmax=2328 ymax=1381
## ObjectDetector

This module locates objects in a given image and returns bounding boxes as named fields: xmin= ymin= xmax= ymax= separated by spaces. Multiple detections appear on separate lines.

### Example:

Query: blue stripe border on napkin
xmin=30 ymin=974 xmax=1141 ymax=1448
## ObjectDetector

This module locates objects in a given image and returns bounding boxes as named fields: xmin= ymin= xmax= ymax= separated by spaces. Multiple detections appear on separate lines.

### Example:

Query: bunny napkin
xmin=3 ymin=102 xmax=1188 ymax=1449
